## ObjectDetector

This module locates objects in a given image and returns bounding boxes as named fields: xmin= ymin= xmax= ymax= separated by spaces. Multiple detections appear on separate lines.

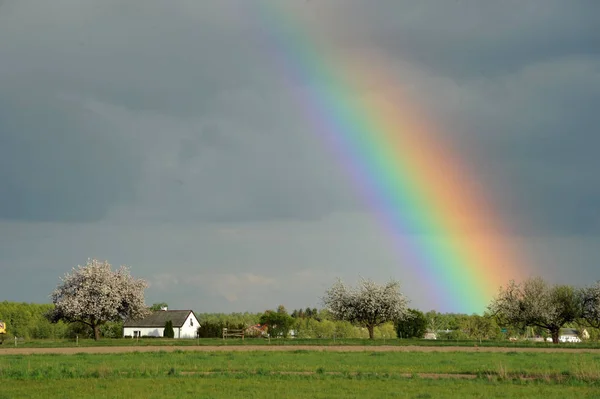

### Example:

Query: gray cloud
xmin=0 ymin=91 xmax=140 ymax=222
xmin=1 ymin=0 xmax=599 ymax=312
xmin=323 ymin=0 xmax=600 ymax=79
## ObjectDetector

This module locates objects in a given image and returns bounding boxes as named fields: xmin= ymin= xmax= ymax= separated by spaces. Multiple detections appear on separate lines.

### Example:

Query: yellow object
xmin=0 ymin=320 xmax=5 ymax=334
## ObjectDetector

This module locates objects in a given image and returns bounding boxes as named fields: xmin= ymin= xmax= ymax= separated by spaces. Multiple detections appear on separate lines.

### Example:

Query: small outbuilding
xmin=123 ymin=308 xmax=199 ymax=339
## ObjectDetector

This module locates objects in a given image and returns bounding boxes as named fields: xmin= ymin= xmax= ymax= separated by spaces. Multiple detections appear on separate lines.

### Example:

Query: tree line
xmin=489 ymin=276 xmax=600 ymax=343
xmin=3 ymin=258 xmax=599 ymax=343
xmin=0 ymin=301 xmax=123 ymax=340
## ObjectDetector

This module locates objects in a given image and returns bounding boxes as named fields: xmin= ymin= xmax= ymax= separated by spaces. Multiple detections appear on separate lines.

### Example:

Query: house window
xmin=190 ymin=319 xmax=193 ymax=327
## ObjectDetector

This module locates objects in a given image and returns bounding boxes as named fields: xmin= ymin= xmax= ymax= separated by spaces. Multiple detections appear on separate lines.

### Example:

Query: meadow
xmin=1 ymin=347 xmax=600 ymax=398
xmin=4 ymin=337 xmax=600 ymax=349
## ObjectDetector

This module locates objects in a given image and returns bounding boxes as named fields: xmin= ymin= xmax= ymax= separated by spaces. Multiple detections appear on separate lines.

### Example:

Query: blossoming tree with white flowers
xmin=322 ymin=278 xmax=408 ymax=340
xmin=582 ymin=281 xmax=600 ymax=329
xmin=47 ymin=258 xmax=150 ymax=340
xmin=488 ymin=277 xmax=580 ymax=344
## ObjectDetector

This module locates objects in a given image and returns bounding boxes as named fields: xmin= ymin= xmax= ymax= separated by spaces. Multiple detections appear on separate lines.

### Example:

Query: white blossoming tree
xmin=322 ymin=278 xmax=408 ymax=339
xmin=47 ymin=258 xmax=150 ymax=340
xmin=488 ymin=277 xmax=580 ymax=344
xmin=581 ymin=281 xmax=600 ymax=328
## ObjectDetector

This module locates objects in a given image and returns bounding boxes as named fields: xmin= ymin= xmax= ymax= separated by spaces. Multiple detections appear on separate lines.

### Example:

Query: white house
xmin=123 ymin=308 xmax=200 ymax=339
xmin=544 ymin=328 xmax=587 ymax=343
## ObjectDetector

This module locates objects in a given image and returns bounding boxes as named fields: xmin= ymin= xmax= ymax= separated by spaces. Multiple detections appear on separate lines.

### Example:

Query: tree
xmin=424 ymin=310 xmax=448 ymax=333
xmin=150 ymin=302 xmax=169 ymax=311
xmin=163 ymin=320 xmax=175 ymax=338
xmin=581 ymin=281 xmax=600 ymax=328
xmin=322 ymin=278 xmax=408 ymax=339
xmin=460 ymin=314 xmax=497 ymax=342
xmin=488 ymin=277 xmax=581 ymax=344
xmin=395 ymin=309 xmax=428 ymax=339
xmin=259 ymin=306 xmax=294 ymax=338
xmin=47 ymin=259 xmax=150 ymax=340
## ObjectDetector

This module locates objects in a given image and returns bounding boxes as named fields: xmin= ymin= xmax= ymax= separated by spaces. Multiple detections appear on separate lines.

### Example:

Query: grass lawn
xmin=3 ymin=337 xmax=600 ymax=349
xmin=1 ymin=350 xmax=600 ymax=398
xmin=2 ymin=376 xmax=599 ymax=399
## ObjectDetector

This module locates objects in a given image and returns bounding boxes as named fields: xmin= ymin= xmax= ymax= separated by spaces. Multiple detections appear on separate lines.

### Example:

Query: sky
xmin=1 ymin=0 xmax=599 ymax=314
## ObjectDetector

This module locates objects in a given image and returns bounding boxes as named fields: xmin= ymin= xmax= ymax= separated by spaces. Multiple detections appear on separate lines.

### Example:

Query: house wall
xmin=123 ymin=327 xmax=164 ymax=338
xmin=178 ymin=313 xmax=199 ymax=338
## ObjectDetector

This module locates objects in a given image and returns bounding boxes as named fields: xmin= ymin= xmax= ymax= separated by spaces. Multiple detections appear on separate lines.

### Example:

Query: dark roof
xmin=124 ymin=310 xmax=195 ymax=328
xmin=560 ymin=328 xmax=579 ymax=336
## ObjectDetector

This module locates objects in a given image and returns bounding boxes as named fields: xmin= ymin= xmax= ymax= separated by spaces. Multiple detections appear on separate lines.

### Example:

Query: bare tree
xmin=322 ymin=278 xmax=408 ymax=339
xmin=581 ymin=281 xmax=600 ymax=328
xmin=488 ymin=277 xmax=580 ymax=344
xmin=47 ymin=259 xmax=150 ymax=340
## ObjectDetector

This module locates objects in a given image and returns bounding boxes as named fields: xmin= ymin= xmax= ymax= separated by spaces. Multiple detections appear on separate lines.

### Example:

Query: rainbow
xmin=249 ymin=2 xmax=528 ymax=313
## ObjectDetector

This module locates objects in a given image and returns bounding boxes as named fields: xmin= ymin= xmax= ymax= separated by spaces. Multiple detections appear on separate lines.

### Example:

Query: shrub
xmin=164 ymin=320 xmax=175 ymax=338
xmin=196 ymin=321 xmax=246 ymax=338
xmin=396 ymin=309 xmax=428 ymax=339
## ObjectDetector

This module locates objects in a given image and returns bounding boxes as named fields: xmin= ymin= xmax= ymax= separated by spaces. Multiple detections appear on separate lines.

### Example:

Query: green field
xmin=3 ymin=337 xmax=600 ymax=349
xmin=1 ymin=349 xmax=600 ymax=398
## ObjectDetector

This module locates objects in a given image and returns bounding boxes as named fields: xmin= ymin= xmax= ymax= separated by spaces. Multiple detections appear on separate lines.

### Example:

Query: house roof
xmin=560 ymin=328 xmax=579 ymax=336
xmin=123 ymin=310 xmax=196 ymax=328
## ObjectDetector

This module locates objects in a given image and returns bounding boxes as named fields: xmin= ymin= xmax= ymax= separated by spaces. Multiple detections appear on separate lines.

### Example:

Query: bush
xmin=65 ymin=322 xmax=94 ymax=339
xmin=396 ymin=309 xmax=428 ymax=339
xmin=164 ymin=320 xmax=175 ymax=338
xmin=260 ymin=307 xmax=295 ymax=338
xmin=196 ymin=321 xmax=246 ymax=338
xmin=100 ymin=321 xmax=123 ymax=338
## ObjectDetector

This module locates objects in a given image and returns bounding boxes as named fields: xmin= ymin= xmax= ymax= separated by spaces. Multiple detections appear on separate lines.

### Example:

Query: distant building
xmin=245 ymin=324 xmax=268 ymax=337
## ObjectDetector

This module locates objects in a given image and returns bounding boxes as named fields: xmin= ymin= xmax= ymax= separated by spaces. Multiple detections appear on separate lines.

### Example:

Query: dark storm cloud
xmin=1 ymin=0 xmax=599 ymax=233
xmin=1 ymin=0 xmax=600 ymax=313
xmin=447 ymin=56 xmax=600 ymax=235
xmin=0 ymin=91 xmax=141 ymax=222
xmin=330 ymin=0 xmax=600 ymax=79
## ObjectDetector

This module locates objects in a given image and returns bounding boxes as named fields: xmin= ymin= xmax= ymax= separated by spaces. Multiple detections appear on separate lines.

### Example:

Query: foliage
xmin=259 ymin=305 xmax=295 ymax=338
xmin=46 ymin=259 xmax=150 ymax=340
xmin=586 ymin=327 xmax=600 ymax=341
xmin=163 ymin=320 xmax=175 ymax=338
xmin=374 ymin=322 xmax=396 ymax=339
xmin=292 ymin=318 xmax=361 ymax=339
xmin=396 ymin=309 xmax=428 ymax=339
xmin=196 ymin=321 xmax=247 ymax=338
xmin=291 ymin=307 xmax=320 ymax=319
xmin=459 ymin=314 xmax=499 ymax=342
xmin=99 ymin=321 xmax=123 ymax=339
xmin=323 ymin=278 xmax=408 ymax=339
xmin=488 ymin=277 xmax=581 ymax=343
xmin=150 ymin=303 xmax=169 ymax=311
xmin=581 ymin=281 xmax=600 ymax=328
xmin=196 ymin=312 xmax=262 ymax=327
xmin=0 ymin=301 xmax=69 ymax=339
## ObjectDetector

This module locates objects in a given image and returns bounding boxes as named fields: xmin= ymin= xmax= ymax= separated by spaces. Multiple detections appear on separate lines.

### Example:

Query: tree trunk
xmin=93 ymin=324 xmax=101 ymax=341
xmin=550 ymin=328 xmax=560 ymax=344
xmin=367 ymin=325 xmax=375 ymax=340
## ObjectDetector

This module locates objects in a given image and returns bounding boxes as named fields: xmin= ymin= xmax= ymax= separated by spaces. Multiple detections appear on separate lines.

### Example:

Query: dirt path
xmin=1 ymin=345 xmax=599 ymax=355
